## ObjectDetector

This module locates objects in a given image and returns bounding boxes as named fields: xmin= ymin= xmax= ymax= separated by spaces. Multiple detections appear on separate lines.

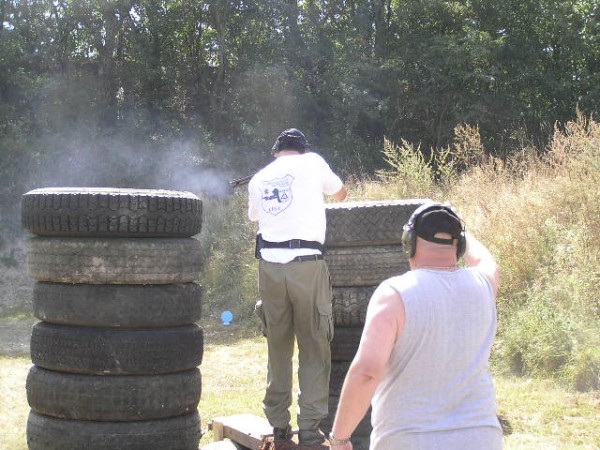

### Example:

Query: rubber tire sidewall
xmin=26 ymin=410 xmax=202 ymax=450
xmin=27 ymin=237 xmax=203 ymax=284
xmin=332 ymin=286 xmax=376 ymax=327
xmin=33 ymin=282 xmax=203 ymax=327
xmin=30 ymin=323 xmax=204 ymax=375
xmin=330 ymin=326 xmax=363 ymax=362
xmin=325 ymin=199 xmax=426 ymax=247
xmin=325 ymin=245 xmax=408 ymax=287
xmin=27 ymin=366 xmax=202 ymax=421
xmin=22 ymin=188 xmax=203 ymax=238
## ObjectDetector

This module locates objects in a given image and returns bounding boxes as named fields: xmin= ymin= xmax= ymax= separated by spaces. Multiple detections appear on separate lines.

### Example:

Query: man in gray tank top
xmin=327 ymin=202 xmax=503 ymax=450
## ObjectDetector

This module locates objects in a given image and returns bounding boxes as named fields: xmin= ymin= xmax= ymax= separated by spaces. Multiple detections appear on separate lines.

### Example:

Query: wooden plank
xmin=210 ymin=414 xmax=276 ymax=450
xmin=201 ymin=441 xmax=240 ymax=450
xmin=212 ymin=418 xmax=225 ymax=442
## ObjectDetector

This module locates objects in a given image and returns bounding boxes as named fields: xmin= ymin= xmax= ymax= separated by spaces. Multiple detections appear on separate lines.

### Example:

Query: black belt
xmin=290 ymin=254 xmax=323 ymax=263
xmin=255 ymin=234 xmax=326 ymax=259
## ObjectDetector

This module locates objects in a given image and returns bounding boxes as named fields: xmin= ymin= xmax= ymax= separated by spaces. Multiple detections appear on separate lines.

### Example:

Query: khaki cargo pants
xmin=257 ymin=258 xmax=334 ymax=432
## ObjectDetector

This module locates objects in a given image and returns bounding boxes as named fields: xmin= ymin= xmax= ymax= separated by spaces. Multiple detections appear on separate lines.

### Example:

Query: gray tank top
xmin=370 ymin=268 xmax=502 ymax=450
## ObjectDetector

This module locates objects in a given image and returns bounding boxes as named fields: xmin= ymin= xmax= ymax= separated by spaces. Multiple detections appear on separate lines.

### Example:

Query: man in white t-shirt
xmin=249 ymin=128 xmax=347 ymax=450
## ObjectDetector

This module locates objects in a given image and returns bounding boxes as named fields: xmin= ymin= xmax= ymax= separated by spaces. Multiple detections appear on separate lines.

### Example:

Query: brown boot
xmin=260 ymin=437 xmax=298 ymax=450
xmin=260 ymin=426 xmax=297 ymax=450
xmin=296 ymin=429 xmax=329 ymax=450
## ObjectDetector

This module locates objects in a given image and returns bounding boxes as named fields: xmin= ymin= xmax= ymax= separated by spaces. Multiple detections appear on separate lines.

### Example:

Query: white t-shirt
xmin=248 ymin=152 xmax=343 ymax=263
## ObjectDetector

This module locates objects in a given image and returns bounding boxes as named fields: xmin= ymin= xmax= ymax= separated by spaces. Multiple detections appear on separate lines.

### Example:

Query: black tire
xmin=325 ymin=200 xmax=426 ymax=247
xmin=331 ymin=327 xmax=363 ymax=362
xmin=33 ymin=282 xmax=202 ymax=327
xmin=325 ymin=245 xmax=408 ymax=287
xmin=30 ymin=323 xmax=204 ymax=375
xmin=329 ymin=361 xmax=351 ymax=397
xmin=332 ymin=286 xmax=376 ymax=327
xmin=321 ymin=395 xmax=371 ymax=438
xmin=27 ymin=366 xmax=201 ymax=421
xmin=22 ymin=187 xmax=202 ymax=238
xmin=27 ymin=237 xmax=203 ymax=284
xmin=27 ymin=410 xmax=202 ymax=450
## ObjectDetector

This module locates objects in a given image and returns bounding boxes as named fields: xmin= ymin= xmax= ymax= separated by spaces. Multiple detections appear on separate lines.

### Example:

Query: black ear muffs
xmin=456 ymin=229 xmax=467 ymax=259
xmin=401 ymin=224 xmax=418 ymax=258
xmin=402 ymin=203 xmax=466 ymax=259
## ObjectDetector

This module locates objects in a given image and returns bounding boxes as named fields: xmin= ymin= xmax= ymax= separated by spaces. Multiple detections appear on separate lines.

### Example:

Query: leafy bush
xmin=501 ymin=282 xmax=574 ymax=377
xmin=568 ymin=347 xmax=600 ymax=392
xmin=375 ymin=137 xmax=439 ymax=199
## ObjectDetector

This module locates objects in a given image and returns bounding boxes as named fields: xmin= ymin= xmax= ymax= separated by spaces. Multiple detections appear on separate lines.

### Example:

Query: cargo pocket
xmin=254 ymin=300 xmax=267 ymax=337
xmin=317 ymin=302 xmax=334 ymax=343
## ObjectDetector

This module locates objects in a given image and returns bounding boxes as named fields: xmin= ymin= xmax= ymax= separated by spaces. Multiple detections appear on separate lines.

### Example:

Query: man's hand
xmin=331 ymin=185 xmax=347 ymax=201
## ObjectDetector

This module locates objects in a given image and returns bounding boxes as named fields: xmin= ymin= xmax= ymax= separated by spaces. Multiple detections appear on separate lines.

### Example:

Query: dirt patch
xmin=0 ymin=316 xmax=36 ymax=356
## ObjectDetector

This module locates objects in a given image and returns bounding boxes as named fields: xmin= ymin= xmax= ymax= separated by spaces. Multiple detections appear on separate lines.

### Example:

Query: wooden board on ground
xmin=202 ymin=440 xmax=243 ymax=450
xmin=210 ymin=414 xmax=296 ymax=450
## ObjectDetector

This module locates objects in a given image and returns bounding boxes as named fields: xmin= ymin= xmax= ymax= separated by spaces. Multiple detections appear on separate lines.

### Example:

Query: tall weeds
xmin=374 ymin=116 xmax=599 ymax=390
xmin=203 ymin=116 xmax=599 ymax=390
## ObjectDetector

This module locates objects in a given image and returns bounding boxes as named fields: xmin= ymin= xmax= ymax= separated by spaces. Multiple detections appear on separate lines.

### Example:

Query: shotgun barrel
xmin=229 ymin=174 xmax=253 ymax=188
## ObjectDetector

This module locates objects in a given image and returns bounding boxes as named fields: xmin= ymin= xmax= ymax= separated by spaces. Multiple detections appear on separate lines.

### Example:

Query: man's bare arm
xmin=463 ymin=232 xmax=500 ymax=295
xmin=330 ymin=185 xmax=347 ymax=202
xmin=330 ymin=283 xmax=404 ymax=442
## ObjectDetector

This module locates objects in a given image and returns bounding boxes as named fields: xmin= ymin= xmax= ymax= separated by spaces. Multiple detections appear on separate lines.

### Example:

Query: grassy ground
xmin=1 ymin=322 xmax=598 ymax=450
xmin=0 ymin=356 xmax=30 ymax=450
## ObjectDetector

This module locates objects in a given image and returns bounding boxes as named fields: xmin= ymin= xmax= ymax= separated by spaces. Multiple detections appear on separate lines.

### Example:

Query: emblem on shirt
xmin=260 ymin=175 xmax=294 ymax=216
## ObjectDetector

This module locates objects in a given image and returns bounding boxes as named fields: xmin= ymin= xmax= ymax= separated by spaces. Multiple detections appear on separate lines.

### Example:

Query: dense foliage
xmin=1 ymin=0 xmax=599 ymax=217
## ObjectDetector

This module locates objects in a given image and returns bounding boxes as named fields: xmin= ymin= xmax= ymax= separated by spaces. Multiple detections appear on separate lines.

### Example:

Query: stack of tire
xmin=21 ymin=187 xmax=205 ymax=450
xmin=322 ymin=199 xmax=426 ymax=450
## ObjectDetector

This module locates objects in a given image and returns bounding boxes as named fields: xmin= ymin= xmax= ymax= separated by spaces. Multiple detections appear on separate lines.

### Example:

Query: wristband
xmin=328 ymin=433 xmax=351 ymax=446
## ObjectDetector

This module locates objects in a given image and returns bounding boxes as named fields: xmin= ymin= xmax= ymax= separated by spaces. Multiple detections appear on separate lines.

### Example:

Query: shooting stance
xmin=329 ymin=203 xmax=503 ymax=450
xmin=248 ymin=128 xmax=347 ymax=450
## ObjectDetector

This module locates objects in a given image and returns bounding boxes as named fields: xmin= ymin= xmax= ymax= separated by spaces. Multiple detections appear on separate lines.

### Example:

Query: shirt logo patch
xmin=260 ymin=175 xmax=294 ymax=216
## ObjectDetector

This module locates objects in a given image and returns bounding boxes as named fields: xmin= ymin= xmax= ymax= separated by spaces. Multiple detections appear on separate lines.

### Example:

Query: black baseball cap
xmin=272 ymin=128 xmax=310 ymax=153
xmin=415 ymin=206 xmax=463 ymax=245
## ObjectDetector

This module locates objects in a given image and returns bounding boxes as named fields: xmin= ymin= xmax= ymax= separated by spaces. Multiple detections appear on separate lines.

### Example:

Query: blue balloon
xmin=221 ymin=310 xmax=234 ymax=326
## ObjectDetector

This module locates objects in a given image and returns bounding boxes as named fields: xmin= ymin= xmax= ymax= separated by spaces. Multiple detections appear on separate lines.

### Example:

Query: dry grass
xmin=198 ymin=324 xmax=271 ymax=446
xmin=0 ymin=356 xmax=29 ymax=450
xmin=198 ymin=322 xmax=299 ymax=447
xmin=2 ymin=323 xmax=599 ymax=450
xmin=498 ymin=377 xmax=600 ymax=449
xmin=360 ymin=116 xmax=600 ymax=390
